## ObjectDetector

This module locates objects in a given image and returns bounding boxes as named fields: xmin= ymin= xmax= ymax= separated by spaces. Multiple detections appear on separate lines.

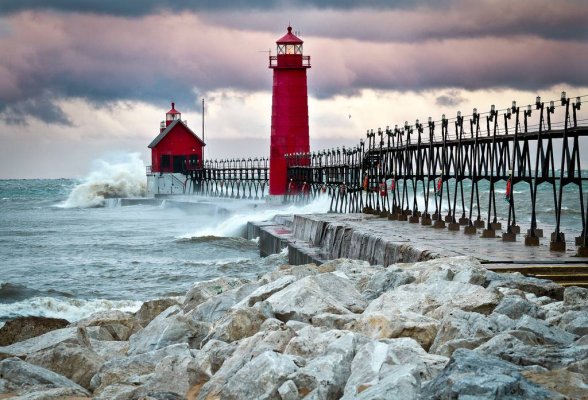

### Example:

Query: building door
xmin=173 ymin=155 xmax=185 ymax=173
xmin=189 ymin=154 xmax=199 ymax=169
xmin=160 ymin=155 xmax=171 ymax=172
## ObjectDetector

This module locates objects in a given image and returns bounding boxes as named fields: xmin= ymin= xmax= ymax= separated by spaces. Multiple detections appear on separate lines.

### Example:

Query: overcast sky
xmin=0 ymin=0 xmax=586 ymax=178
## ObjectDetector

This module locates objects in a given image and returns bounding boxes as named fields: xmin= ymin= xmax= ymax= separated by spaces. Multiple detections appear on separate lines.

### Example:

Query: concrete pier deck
xmin=248 ymin=213 xmax=588 ymax=287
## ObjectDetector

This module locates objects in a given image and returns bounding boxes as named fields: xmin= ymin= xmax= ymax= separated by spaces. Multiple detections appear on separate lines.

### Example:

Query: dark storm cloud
xmin=0 ymin=2 xmax=587 ymax=125
xmin=0 ymin=12 xmax=270 ymax=124
xmin=2 ymin=0 xmax=585 ymax=43
xmin=1 ymin=92 xmax=72 ymax=126
xmin=0 ymin=0 xmax=444 ymax=16
xmin=308 ymin=35 xmax=588 ymax=99
xmin=207 ymin=1 xmax=588 ymax=43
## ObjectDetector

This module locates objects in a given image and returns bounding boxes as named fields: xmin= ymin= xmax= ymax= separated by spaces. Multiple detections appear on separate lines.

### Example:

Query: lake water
xmin=0 ymin=154 xmax=329 ymax=325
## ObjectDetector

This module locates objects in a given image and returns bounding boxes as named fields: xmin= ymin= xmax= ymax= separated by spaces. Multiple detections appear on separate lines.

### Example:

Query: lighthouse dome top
xmin=167 ymin=102 xmax=181 ymax=115
xmin=276 ymin=26 xmax=303 ymax=44
xmin=165 ymin=101 xmax=182 ymax=126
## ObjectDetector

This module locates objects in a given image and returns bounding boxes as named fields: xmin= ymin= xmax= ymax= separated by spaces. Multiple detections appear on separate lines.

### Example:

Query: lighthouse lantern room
xmin=146 ymin=102 xmax=205 ymax=195
xmin=269 ymin=26 xmax=311 ymax=197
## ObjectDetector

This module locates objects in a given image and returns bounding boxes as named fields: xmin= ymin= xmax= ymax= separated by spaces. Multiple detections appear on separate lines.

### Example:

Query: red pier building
xmin=269 ymin=26 xmax=311 ymax=196
xmin=146 ymin=102 xmax=205 ymax=195
xmin=148 ymin=102 xmax=205 ymax=173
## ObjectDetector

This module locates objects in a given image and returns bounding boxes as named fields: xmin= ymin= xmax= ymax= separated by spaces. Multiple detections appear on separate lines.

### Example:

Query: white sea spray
xmin=179 ymin=195 xmax=332 ymax=239
xmin=0 ymin=297 xmax=143 ymax=323
xmin=60 ymin=153 xmax=147 ymax=208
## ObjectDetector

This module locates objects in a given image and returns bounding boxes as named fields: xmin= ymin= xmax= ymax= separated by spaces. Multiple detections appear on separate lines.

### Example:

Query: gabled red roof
xmin=276 ymin=26 xmax=303 ymax=44
xmin=148 ymin=120 xmax=205 ymax=148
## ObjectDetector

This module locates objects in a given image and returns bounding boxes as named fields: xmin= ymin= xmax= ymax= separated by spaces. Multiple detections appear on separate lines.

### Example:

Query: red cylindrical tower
xmin=269 ymin=26 xmax=311 ymax=196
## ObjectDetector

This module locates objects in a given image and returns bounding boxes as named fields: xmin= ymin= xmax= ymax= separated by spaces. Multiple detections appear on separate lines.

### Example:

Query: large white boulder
xmin=25 ymin=341 xmax=104 ymax=390
xmin=129 ymin=350 xmax=212 ymax=399
xmin=319 ymin=258 xmax=385 ymax=293
xmin=74 ymin=310 xmax=141 ymax=341
xmin=196 ymin=327 xmax=297 ymax=399
xmin=90 ymin=343 xmax=192 ymax=394
xmin=347 ymin=311 xmax=439 ymax=351
xmin=135 ymin=298 xmax=180 ymax=327
xmin=233 ymin=275 xmax=297 ymax=308
xmin=265 ymin=272 xmax=367 ymax=323
xmin=221 ymin=351 xmax=299 ymax=400
xmin=182 ymin=277 xmax=252 ymax=312
xmin=128 ymin=305 xmax=210 ymax=355
xmin=288 ymin=331 xmax=364 ymax=400
xmin=0 ymin=357 xmax=89 ymax=395
xmin=429 ymin=309 xmax=515 ymax=356
xmin=353 ymin=364 xmax=421 ymax=400
xmin=342 ymin=337 xmax=447 ymax=399
xmin=364 ymin=280 xmax=502 ymax=318
xmin=0 ymin=327 xmax=92 ymax=357
xmin=204 ymin=306 xmax=267 ymax=344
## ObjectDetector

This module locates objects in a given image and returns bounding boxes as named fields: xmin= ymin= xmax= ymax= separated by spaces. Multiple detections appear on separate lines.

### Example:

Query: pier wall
xmin=248 ymin=213 xmax=440 ymax=266
xmin=248 ymin=212 xmax=588 ymax=287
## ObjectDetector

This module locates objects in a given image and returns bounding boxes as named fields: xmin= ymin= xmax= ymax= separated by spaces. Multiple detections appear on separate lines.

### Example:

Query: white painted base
xmin=265 ymin=195 xmax=286 ymax=205
xmin=147 ymin=173 xmax=188 ymax=196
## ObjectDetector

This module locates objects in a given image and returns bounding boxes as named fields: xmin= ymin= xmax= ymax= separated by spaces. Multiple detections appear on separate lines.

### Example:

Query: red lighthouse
xmin=269 ymin=26 xmax=311 ymax=196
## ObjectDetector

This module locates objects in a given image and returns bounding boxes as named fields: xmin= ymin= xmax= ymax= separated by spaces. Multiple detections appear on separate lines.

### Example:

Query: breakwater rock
xmin=0 ymin=256 xmax=587 ymax=399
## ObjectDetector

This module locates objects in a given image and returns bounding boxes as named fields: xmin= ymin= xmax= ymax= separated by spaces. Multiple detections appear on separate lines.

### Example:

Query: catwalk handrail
xmin=286 ymin=93 xmax=588 ymax=255
xmin=183 ymin=157 xmax=269 ymax=199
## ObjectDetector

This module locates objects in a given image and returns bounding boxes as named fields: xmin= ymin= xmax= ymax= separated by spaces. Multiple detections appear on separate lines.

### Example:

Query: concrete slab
xmin=251 ymin=212 xmax=588 ymax=286
xmin=296 ymin=213 xmax=587 ymax=264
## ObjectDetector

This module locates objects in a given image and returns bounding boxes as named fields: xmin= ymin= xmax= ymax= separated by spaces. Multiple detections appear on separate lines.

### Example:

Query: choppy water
xmin=0 ymin=154 xmax=585 ymax=326
xmin=0 ymin=155 xmax=330 ymax=325
xmin=391 ymin=177 xmax=587 ymax=231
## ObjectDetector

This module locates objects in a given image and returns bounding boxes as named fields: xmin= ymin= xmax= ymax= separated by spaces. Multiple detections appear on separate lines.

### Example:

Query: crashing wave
xmin=0 ymin=296 xmax=142 ymax=323
xmin=61 ymin=153 xmax=147 ymax=208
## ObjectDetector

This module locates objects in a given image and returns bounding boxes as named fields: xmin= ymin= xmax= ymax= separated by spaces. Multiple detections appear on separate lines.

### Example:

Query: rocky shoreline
xmin=1 ymin=256 xmax=587 ymax=399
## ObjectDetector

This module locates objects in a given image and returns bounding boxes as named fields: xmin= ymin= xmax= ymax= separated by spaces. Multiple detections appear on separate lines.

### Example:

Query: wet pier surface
xmin=249 ymin=212 xmax=588 ymax=287
xmin=326 ymin=214 xmax=584 ymax=263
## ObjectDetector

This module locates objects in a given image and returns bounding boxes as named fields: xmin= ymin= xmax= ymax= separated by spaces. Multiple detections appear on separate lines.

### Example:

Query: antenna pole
xmin=202 ymin=98 xmax=205 ymax=165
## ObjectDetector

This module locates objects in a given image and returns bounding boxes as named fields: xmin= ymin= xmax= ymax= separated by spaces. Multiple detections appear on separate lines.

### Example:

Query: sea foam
xmin=0 ymin=296 xmax=143 ymax=323
xmin=179 ymin=195 xmax=332 ymax=239
xmin=60 ymin=153 xmax=147 ymax=208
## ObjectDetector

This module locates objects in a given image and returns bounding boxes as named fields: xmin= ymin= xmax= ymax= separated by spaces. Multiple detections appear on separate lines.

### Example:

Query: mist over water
xmin=180 ymin=195 xmax=331 ymax=238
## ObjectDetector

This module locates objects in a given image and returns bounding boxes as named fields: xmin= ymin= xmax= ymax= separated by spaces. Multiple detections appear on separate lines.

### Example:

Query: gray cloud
xmin=2 ymin=0 xmax=584 ymax=43
xmin=206 ymin=1 xmax=588 ymax=43
xmin=0 ymin=7 xmax=587 ymax=125
xmin=436 ymin=90 xmax=466 ymax=107
xmin=0 ymin=0 xmax=446 ymax=16
xmin=1 ymin=92 xmax=72 ymax=126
